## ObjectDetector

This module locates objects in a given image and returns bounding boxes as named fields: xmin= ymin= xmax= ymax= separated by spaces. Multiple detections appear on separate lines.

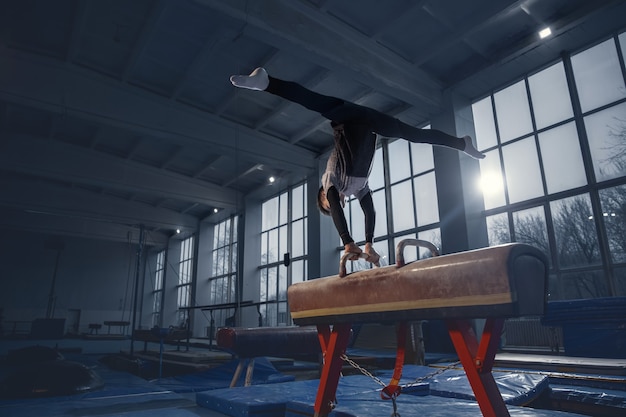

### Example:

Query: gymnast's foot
xmin=230 ymin=67 xmax=269 ymax=91
xmin=462 ymin=136 xmax=485 ymax=159
xmin=364 ymin=242 xmax=380 ymax=267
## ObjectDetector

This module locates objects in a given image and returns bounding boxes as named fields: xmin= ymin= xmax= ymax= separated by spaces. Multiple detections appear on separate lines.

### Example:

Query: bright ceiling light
xmin=269 ymin=176 xmax=275 ymax=183
xmin=539 ymin=27 xmax=552 ymax=39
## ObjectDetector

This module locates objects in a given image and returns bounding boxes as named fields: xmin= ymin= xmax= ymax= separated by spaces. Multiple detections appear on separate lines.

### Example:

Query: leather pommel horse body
xmin=287 ymin=242 xmax=548 ymax=417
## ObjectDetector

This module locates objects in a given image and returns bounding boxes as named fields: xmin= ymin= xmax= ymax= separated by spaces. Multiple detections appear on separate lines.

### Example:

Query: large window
xmin=151 ymin=249 xmax=165 ymax=327
xmin=472 ymin=32 xmax=626 ymax=300
xmin=260 ymin=182 xmax=308 ymax=326
xmin=176 ymin=236 xmax=194 ymax=325
xmin=343 ymin=128 xmax=442 ymax=273
xmin=209 ymin=216 xmax=239 ymax=327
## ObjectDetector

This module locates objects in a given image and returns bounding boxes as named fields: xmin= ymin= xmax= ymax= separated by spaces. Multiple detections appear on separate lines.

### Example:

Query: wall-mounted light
xmin=214 ymin=208 xmax=219 ymax=213
xmin=176 ymin=229 xmax=181 ymax=234
xmin=269 ymin=176 xmax=275 ymax=183
xmin=538 ymin=27 xmax=552 ymax=39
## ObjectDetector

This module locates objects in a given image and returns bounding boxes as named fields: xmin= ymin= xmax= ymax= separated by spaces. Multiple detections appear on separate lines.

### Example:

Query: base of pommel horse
xmin=288 ymin=242 xmax=548 ymax=417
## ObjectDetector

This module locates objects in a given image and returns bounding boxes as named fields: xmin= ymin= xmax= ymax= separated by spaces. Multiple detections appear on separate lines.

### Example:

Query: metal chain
xmin=340 ymin=353 xmax=387 ymax=387
xmin=341 ymin=353 xmax=462 ymax=389
xmin=404 ymin=361 xmax=462 ymax=388
xmin=390 ymin=396 xmax=400 ymax=417
xmin=340 ymin=354 xmax=461 ymax=417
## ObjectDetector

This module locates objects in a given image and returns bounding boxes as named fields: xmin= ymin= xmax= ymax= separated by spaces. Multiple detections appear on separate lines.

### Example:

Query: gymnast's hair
xmin=317 ymin=186 xmax=331 ymax=216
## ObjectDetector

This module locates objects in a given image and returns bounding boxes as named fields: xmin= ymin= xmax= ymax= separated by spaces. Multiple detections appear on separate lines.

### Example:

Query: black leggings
xmin=266 ymin=76 xmax=465 ymax=151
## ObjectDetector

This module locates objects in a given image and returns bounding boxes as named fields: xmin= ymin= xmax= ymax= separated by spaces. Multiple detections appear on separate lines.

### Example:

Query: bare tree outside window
xmin=512 ymin=207 xmax=550 ymax=256
xmin=551 ymin=195 xmax=601 ymax=268
xmin=600 ymin=185 xmax=626 ymax=263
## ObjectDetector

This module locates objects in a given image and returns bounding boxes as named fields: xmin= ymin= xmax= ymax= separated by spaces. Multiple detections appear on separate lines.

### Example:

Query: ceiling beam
xmin=122 ymin=0 xmax=169 ymax=82
xmin=0 ymin=206 xmax=169 ymax=247
xmin=0 ymin=47 xmax=317 ymax=173
xmin=0 ymin=176 xmax=197 ymax=235
xmin=65 ymin=0 xmax=88 ymax=63
xmin=197 ymin=0 xmax=444 ymax=110
xmin=1 ymin=132 xmax=240 ymax=209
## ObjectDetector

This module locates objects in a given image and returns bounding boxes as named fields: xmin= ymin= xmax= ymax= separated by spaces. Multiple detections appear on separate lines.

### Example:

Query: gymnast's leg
xmin=230 ymin=67 xmax=348 ymax=118
xmin=365 ymin=108 xmax=485 ymax=159
xmin=230 ymin=68 xmax=483 ymax=159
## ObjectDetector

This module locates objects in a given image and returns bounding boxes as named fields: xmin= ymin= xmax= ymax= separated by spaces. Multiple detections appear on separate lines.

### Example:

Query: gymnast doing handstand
xmin=230 ymin=67 xmax=484 ymax=264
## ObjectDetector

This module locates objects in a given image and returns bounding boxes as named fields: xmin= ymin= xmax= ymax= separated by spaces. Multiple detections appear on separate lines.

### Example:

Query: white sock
xmin=462 ymin=136 xmax=485 ymax=159
xmin=230 ymin=67 xmax=269 ymax=91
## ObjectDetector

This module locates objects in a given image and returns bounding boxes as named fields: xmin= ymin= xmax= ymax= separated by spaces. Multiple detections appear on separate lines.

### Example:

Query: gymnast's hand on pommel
xmin=364 ymin=242 xmax=380 ymax=266
xmin=344 ymin=242 xmax=362 ymax=260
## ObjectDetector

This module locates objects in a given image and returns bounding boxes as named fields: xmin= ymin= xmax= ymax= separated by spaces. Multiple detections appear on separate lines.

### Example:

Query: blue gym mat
xmin=195 ymin=365 xmax=559 ymax=417
xmin=285 ymin=396 xmax=588 ymax=417
xmin=378 ymin=364 xmax=549 ymax=406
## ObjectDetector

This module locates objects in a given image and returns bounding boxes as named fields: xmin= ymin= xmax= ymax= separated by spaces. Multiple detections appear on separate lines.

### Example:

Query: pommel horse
xmin=287 ymin=240 xmax=548 ymax=417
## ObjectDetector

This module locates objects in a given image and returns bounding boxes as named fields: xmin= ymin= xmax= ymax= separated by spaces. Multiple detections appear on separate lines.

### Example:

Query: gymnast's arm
xmin=326 ymin=186 xmax=354 ymax=246
xmin=358 ymin=191 xmax=375 ymax=244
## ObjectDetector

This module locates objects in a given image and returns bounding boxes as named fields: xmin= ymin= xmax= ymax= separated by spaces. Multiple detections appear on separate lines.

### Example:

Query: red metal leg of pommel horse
xmin=447 ymin=318 xmax=509 ymax=417
xmin=314 ymin=323 xmax=352 ymax=416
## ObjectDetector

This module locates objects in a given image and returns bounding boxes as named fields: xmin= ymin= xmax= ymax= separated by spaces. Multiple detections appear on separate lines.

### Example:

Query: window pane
xmin=268 ymin=228 xmax=278 ymax=263
xmin=217 ymin=220 xmax=226 ymax=247
xmin=414 ymin=172 xmax=439 ymax=226
xmin=561 ymin=270 xmax=609 ymax=300
xmin=368 ymin=148 xmax=385 ymax=191
xmin=261 ymin=232 xmax=268 ymax=265
xmin=512 ymin=206 xmax=549 ymax=255
xmin=394 ymin=233 xmax=417 ymax=263
xmin=215 ymin=247 xmax=224 ymax=275
xmin=410 ymin=142 xmax=434 ymax=173
xmin=550 ymin=194 xmax=601 ymax=268
xmin=279 ymin=225 xmax=287 ymax=258
xmin=292 ymin=184 xmax=304 ymax=220
xmin=292 ymin=260 xmax=304 ymax=285
xmin=486 ymin=213 xmax=510 ymax=246
xmin=528 ymin=62 xmax=574 ymax=129
xmin=279 ymin=192 xmax=288 ymax=225
xmin=472 ymin=97 xmax=498 ymax=150
xmin=267 ymin=267 xmax=277 ymax=301
xmin=571 ymin=38 xmax=626 ymax=113
xmin=494 ymin=80 xmax=533 ymax=142
xmin=391 ymin=180 xmax=415 ymax=232
xmin=388 ymin=139 xmax=411 ymax=183
xmin=278 ymin=265 xmax=287 ymax=301
xmin=599 ymin=185 xmax=626 ymax=263
xmin=584 ymin=101 xmax=626 ymax=182
xmin=418 ymin=228 xmax=440 ymax=259
xmin=265 ymin=303 xmax=277 ymax=326
xmin=502 ymin=138 xmax=543 ymax=203
xmin=262 ymin=198 xmax=278 ymax=230
xmin=372 ymin=240 xmax=388 ymax=266
xmin=231 ymin=242 xmax=238 ymax=272
xmin=259 ymin=270 xmax=267 ymax=302
xmin=213 ymin=222 xmax=220 ymax=248
xmin=372 ymin=189 xmax=387 ymax=237
xmin=479 ymin=150 xmax=506 ymax=209
xmin=291 ymin=219 xmax=304 ymax=258
xmin=539 ymin=122 xmax=586 ymax=194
